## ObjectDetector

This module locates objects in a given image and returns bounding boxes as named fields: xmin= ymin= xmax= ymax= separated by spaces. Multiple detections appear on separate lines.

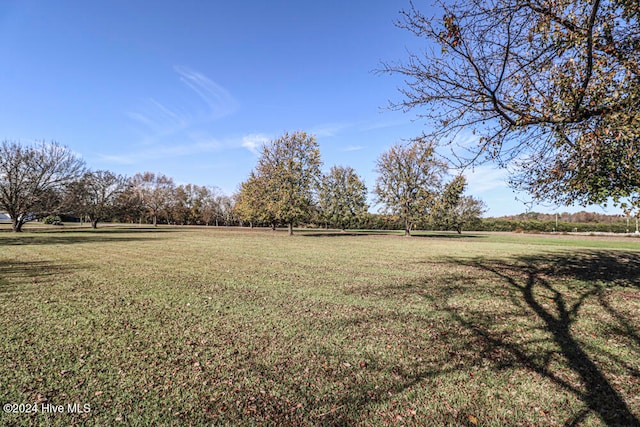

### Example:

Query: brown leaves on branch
xmin=382 ymin=0 xmax=640 ymax=208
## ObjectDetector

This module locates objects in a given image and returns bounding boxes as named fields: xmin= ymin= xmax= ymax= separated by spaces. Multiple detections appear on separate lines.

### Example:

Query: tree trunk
xmin=12 ymin=218 xmax=23 ymax=232
xmin=153 ymin=215 xmax=157 ymax=227
xmin=91 ymin=220 xmax=98 ymax=229
xmin=288 ymin=222 xmax=293 ymax=236
xmin=271 ymin=223 xmax=276 ymax=231
xmin=404 ymin=218 xmax=411 ymax=237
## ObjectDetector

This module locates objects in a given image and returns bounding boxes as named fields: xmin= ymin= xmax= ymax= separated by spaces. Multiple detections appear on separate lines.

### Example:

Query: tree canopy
xmin=252 ymin=131 xmax=323 ymax=235
xmin=382 ymin=0 xmax=640 ymax=209
xmin=374 ymin=140 xmax=447 ymax=236
xmin=131 ymin=172 xmax=175 ymax=226
xmin=65 ymin=170 xmax=128 ymax=229
xmin=318 ymin=166 xmax=368 ymax=230
xmin=235 ymin=171 xmax=276 ymax=229
xmin=0 ymin=140 xmax=85 ymax=232
xmin=430 ymin=175 xmax=486 ymax=233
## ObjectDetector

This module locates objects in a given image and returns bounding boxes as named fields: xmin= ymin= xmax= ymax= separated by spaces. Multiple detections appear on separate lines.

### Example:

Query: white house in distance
xmin=0 ymin=212 xmax=11 ymax=223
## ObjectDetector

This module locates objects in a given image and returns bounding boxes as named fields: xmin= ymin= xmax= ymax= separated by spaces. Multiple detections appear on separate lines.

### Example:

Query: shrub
xmin=42 ymin=215 xmax=63 ymax=225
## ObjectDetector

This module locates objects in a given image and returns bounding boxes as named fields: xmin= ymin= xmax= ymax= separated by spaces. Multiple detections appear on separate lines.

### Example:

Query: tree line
xmin=0 ymin=141 xmax=234 ymax=232
xmin=3 ymin=2 xmax=638 ymax=234
xmin=0 ymin=136 xmax=484 ymax=235
xmin=232 ymin=131 xmax=484 ymax=236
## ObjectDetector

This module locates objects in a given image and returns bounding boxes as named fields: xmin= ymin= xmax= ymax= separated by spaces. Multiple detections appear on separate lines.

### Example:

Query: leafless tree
xmin=65 ymin=170 xmax=127 ymax=228
xmin=0 ymin=140 xmax=85 ymax=232
xmin=130 ymin=172 xmax=175 ymax=226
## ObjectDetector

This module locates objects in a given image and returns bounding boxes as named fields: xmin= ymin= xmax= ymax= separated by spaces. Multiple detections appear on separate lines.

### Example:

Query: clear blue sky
xmin=0 ymin=1 xmax=622 ymax=217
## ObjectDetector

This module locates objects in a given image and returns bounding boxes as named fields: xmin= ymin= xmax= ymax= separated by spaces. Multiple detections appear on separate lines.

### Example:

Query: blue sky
xmin=0 ymin=1 xmax=623 ymax=217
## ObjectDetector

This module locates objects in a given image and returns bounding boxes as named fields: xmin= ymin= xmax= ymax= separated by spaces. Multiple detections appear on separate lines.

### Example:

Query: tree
xmin=217 ymin=194 xmax=236 ymax=226
xmin=114 ymin=181 xmax=146 ymax=224
xmin=381 ymin=0 xmax=640 ymax=208
xmin=234 ymin=173 xmax=258 ymax=228
xmin=430 ymin=175 xmax=486 ymax=233
xmin=447 ymin=196 xmax=486 ymax=233
xmin=374 ymin=140 xmax=447 ymax=237
xmin=318 ymin=165 xmax=368 ymax=230
xmin=234 ymin=172 xmax=275 ymax=228
xmin=171 ymin=184 xmax=212 ymax=225
xmin=200 ymin=186 xmax=222 ymax=226
xmin=66 ymin=170 xmax=128 ymax=229
xmin=0 ymin=140 xmax=85 ymax=232
xmin=253 ymin=131 xmax=322 ymax=235
xmin=131 ymin=172 xmax=175 ymax=226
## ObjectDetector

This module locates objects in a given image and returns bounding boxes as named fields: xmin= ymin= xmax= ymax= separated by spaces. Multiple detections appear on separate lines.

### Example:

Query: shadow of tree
xmin=0 ymin=259 xmax=75 ymax=294
xmin=201 ymin=315 xmax=462 ymax=426
xmin=299 ymin=230 xmax=487 ymax=239
xmin=299 ymin=231 xmax=370 ymax=238
xmin=516 ymin=250 xmax=640 ymax=287
xmin=0 ymin=227 xmax=172 ymax=246
xmin=333 ymin=249 xmax=640 ymax=425
xmin=446 ymin=250 xmax=640 ymax=426
xmin=239 ymin=350 xmax=458 ymax=426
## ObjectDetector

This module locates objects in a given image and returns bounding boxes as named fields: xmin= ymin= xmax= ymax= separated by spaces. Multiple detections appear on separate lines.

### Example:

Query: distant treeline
xmin=476 ymin=218 xmax=631 ymax=234
xmin=309 ymin=211 xmax=633 ymax=233
xmin=498 ymin=211 xmax=627 ymax=224
xmin=478 ymin=211 xmax=633 ymax=233
xmin=23 ymin=212 xmax=634 ymax=234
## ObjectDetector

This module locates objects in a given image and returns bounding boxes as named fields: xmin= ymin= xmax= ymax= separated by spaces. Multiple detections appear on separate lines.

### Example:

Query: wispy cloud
xmin=100 ymin=131 xmax=269 ymax=165
xmin=311 ymin=122 xmax=352 ymax=138
xmin=463 ymin=164 xmax=509 ymax=193
xmin=311 ymin=120 xmax=402 ymax=138
xmin=241 ymin=133 xmax=269 ymax=156
xmin=359 ymin=118 xmax=409 ymax=132
xmin=125 ymin=66 xmax=238 ymax=145
xmin=99 ymin=153 xmax=137 ymax=165
xmin=107 ymin=66 xmax=242 ymax=164
xmin=99 ymin=137 xmax=224 ymax=164
xmin=452 ymin=131 xmax=482 ymax=149
xmin=174 ymin=66 xmax=239 ymax=119
xmin=341 ymin=145 xmax=364 ymax=152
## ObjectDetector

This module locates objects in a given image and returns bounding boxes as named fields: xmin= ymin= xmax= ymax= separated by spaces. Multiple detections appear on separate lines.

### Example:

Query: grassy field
xmin=0 ymin=226 xmax=638 ymax=426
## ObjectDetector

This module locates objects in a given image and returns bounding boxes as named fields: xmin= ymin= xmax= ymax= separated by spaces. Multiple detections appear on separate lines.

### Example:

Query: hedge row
xmin=476 ymin=218 xmax=633 ymax=233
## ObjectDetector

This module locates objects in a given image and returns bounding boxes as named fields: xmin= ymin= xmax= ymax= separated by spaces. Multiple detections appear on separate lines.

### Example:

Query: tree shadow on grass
xmin=205 ymin=310 xmax=462 ymax=426
xmin=299 ymin=231 xmax=371 ymax=238
xmin=409 ymin=232 xmax=487 ymax=239
xmin=235 ymin=349 xmax=459 ymax=426
xmin=299 ymin=230 xmax=487 ymax=239
xmin=0 ymin=259 xmax=76 ymax=294
xmin=216 ymin=250 xmax=639 ymax=425
xmin=519 ymin=250 xmax=640 ymax=287
xmin=446 ymin=250 xmax=640 ymax=426
xmin=336 ymin=249 xmax=640 ymax=425
xmin=0 ymin=227 xmax=173 ymax=246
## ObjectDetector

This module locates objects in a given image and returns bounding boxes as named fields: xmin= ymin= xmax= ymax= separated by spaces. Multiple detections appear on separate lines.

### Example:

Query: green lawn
xmin=1 ymin=227 xmax=638 ymax=426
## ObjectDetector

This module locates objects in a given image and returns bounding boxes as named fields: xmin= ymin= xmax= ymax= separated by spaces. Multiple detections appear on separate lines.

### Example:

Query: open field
xmin=0 ymin=227 xmax=638 ymax=426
